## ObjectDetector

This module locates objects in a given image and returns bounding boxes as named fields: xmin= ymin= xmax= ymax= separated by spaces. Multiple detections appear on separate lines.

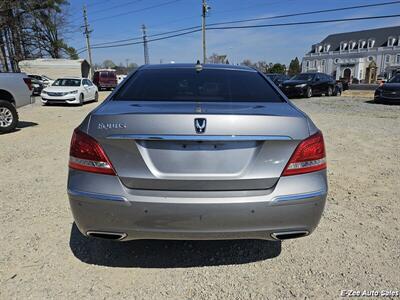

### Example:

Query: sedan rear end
xmin=375 ymin=75 xmax=400 ymax=104
xmin=67 ymin=64 xmax=327 ymax=241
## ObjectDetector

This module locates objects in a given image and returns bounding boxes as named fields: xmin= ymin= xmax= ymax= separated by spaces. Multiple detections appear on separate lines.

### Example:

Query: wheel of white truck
xmin=0 ymin=100 xmax=18 ymax=133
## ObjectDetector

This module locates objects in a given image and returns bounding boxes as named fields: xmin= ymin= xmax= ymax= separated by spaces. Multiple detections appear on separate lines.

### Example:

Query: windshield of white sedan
xmin=53 ymin=79 xmax=81 ymax=87
xmin=114 ymin=69 xmax=283 ymax=102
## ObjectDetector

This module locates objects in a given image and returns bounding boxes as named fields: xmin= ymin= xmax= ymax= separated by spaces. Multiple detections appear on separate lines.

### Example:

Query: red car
xmin=93 ymin=69 xmax=117 ymax=90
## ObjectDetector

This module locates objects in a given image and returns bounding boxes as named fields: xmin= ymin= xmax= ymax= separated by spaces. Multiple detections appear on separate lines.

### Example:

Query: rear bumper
xmin=67 ymin=170 xmax=327 ymax=241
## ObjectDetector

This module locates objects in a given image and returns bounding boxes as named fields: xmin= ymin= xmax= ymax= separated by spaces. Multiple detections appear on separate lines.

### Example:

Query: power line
xmin=89 ymin=26 xmax=200 ymax=48
xmin=208 ymin=0 xmax=295 ymax=17
xmin=82 ymin=0 xmax=400 ymax=49
xmin=207 ymin=14 xmax=400 ymax=30
xmin=90 ymin=0 xmax=183 ymax=23
xmin=88 ymin=0 xmax=144 ymax=15
xmin=206 ymin=0 xmax=400 ymax=27
xmin=76 ymin=14 xmax=400 ymax=54
xmin=77 ymin=28 xmax=202 ymax=54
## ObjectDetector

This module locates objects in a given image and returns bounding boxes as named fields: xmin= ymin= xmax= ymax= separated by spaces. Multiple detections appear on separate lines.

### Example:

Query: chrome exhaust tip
xmin=271 ymin=230 xmax=309 ymax=240
xmin=86 ymin=231 xmax=127 ymax=241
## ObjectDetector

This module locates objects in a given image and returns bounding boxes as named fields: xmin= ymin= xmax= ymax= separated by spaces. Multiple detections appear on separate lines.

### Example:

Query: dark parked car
xmin=93 ymin=69 xmax=117 ymax=90
xmin=281 ymin=73 xmax=336 ymax=98
xmin=265 ymin=73 xmax=290 ymax=86
xmin=28 ymin=74 xmax=54 ymax=87
xmin=30 ymin=78 xmax=44 ymax=96
xmin=374 ymin=75 xmax=400 ymax=104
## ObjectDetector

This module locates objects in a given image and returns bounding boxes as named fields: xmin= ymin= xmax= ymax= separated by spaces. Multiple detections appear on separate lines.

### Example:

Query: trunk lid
xmin=87 ymin=101 xmax=309 ymax=191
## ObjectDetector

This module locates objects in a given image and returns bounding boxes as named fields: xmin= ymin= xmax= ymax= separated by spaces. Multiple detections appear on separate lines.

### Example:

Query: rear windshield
xmin=113 ymin=68 xmax=283 ymax=102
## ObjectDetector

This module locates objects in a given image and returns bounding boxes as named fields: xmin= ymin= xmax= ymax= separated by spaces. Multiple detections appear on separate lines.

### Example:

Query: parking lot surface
xmin=0 ymin=93 xmax=399 ymax=299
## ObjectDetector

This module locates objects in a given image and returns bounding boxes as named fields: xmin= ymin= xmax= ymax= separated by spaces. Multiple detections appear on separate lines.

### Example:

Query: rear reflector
xmin=69 ymin=128 xmax=116 ymax=175
xmin=282 ymin=131 xmax=326 ymax=176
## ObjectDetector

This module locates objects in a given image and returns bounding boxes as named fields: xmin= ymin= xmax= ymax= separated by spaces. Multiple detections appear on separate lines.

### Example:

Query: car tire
xmin=0 ymin=100 xmax=18 ymax=134
xmin=327 ymin=86 xmax=333 ymax=97
xmin=306 ymin=87 xmax=312 ymax=98
xmin=79 ymin=93 xmax=84 ymax=106
xmin=94 ymin=92 xmax=99 ymax=102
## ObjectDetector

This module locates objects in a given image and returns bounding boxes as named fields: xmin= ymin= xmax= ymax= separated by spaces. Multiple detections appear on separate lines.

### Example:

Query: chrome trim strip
xmin=106 ymin=134 xmax=292 ymax=141
xmin=272 ymin=190 xmax=325 ymax=203
xmin=67 ymin=189 xmax=127 ymax=202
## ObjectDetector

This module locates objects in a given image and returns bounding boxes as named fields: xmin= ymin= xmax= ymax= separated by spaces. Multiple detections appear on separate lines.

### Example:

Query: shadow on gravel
xmin=364 ymin=100 xmax=400 ymax=105
xmin=17 ymin=121 xmax=38 ymax=128
xmin=69 ymin=223 xmax=281 ymax=268
xmin=41 ymin=101 xmax=97 ymax=107
xmin=0 ymin=121 xmax=38 ymax=134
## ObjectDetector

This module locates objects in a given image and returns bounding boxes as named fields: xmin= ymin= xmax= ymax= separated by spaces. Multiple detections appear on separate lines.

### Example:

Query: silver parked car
xmin=67 ymin=64 xmax=327 ymax=241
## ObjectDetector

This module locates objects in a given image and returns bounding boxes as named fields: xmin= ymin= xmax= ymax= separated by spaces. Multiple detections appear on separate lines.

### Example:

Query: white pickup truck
xmin=0 ymin=72 xmax=33 ymax=133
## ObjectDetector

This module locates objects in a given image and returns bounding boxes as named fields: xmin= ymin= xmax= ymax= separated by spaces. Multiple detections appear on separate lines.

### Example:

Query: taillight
xmin=69 ymin=128 xmax=116 ymax=175
xmin=23 ymin=78 xmax=32 ymax=90
xmin=282 ymin=131 xmax=326 ymax=176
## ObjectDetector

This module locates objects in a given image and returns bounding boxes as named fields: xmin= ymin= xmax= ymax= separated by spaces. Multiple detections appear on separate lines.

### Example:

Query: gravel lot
xmin=0 ymin=93 xmax=399 ymax=299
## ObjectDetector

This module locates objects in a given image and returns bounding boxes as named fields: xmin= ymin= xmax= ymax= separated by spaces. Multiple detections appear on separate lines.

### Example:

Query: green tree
xmin=288 ymin=57 xmax=301 ymax=76
xmin=0 ymin=0 xmax=78 ymax=71
xmin=268 ymin=63 xmax=286 ymax=74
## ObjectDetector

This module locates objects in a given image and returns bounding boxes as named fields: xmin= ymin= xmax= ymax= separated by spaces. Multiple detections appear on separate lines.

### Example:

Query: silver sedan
xmin=67 ymin=63 xmax=327 ymax=242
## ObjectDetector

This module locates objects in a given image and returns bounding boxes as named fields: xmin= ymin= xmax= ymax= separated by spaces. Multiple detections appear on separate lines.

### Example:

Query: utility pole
xmin=201 ymin=0 xmax=209 ymax=64
xmin=83 ymin=5 xmax=93 ymax=78
xmin=142 ymin=24 xmax=149 ymax=64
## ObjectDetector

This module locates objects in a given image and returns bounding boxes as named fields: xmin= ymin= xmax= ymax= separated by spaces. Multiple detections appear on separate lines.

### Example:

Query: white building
xmin=302 ymin=26 xmax=400 ymax=83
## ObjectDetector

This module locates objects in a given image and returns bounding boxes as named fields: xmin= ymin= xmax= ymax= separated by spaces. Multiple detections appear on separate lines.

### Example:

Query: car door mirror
xmin=83 ymin=84 xmax=89 ymax=87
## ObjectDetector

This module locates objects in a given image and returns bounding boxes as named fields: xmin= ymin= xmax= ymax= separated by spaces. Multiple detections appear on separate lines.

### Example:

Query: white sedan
xmin=41 ymin=77 xmax=98 ymax=105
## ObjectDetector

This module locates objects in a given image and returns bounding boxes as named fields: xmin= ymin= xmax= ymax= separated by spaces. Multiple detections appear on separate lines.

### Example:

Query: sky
xmin=66 ymin=0 xmax=400 ymax=66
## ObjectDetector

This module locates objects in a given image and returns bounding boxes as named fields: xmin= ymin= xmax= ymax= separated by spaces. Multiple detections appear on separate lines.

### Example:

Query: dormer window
xmin=388 ymin=36 xmax=396 ymax=47
xmin=323 ymin=44 xmax=331 ymax=52
xmin=367 ymin=39 xmax=375 ymax=48
xmin=358 ymin=40 xmax=366 ymax=49
xmin=340 ymin=42 xmax=348 ymax=51
xmin=314 ymin=44 xmax=322 ymax=53
xmin=349 ymin=41 xmax=356 ymax=50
